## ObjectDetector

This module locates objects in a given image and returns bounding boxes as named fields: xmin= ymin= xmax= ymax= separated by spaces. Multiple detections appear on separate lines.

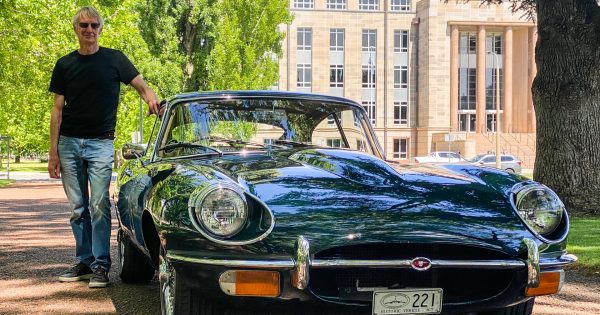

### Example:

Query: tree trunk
xmin=533 ymin=0 xmax=600 ymax=215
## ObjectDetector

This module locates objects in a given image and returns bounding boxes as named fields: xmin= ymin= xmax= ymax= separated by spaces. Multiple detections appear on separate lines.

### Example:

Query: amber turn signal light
xmin=526 ymin=270 xmax=564 ymax=296
xmin=219 ymin=270 xmax=280 ymax=297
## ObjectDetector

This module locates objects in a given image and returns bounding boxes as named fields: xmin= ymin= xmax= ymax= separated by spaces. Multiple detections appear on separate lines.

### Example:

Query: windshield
xmin=470 ymin=154 xmax=487 ymax=163
xmin=156 ymin=98 xmax=377 ymax=159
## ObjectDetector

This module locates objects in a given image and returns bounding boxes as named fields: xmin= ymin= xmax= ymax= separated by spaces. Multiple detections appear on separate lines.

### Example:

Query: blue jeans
xmin=58 ymin=135 xmax=114 ymax=271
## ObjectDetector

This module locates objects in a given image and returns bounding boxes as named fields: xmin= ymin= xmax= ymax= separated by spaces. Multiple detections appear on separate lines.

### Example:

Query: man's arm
xmin=130 ymin=75 xmax=159 ymax=115
xmin=48 ymin=93 xmax=64 ymax=178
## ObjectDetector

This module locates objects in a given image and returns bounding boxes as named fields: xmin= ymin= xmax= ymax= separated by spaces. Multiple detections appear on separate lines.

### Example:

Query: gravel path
xmin=0 ymin=181 xmax=598 ymax=314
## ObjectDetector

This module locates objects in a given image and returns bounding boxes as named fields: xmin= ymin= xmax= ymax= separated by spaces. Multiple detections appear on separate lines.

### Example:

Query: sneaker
xmin=89 ymin=267 xmax=109 ymax=288
xmin=58 ymin=262 xmax=93 ymax=282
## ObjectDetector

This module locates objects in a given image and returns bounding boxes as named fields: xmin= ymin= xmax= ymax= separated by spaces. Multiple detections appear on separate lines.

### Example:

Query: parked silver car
xmin=469 ymin=153 xmax=523 ymax=174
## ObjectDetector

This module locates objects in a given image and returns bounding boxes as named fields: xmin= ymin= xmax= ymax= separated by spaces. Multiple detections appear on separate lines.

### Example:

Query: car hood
xmin=186 ymin=149 xmax=532 ymax=256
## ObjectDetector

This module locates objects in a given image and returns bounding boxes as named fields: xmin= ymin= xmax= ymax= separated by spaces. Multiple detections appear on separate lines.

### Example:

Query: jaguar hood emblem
xmin=411 ymin=257 xmax=432 ymax=271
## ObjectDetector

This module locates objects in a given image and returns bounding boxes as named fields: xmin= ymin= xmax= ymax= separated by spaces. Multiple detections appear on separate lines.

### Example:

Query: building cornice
xmin=448 ymin=21 xmax=535 ymax=27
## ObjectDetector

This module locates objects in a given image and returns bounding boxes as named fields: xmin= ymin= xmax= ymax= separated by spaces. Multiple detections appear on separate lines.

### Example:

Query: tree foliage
xmin=207 ymin=0 xmax=292 ymax=90
xmin=139 ymin=0 xmax=291 ymax=92
xmin=0 ymin=0 xmax=290 ymax=157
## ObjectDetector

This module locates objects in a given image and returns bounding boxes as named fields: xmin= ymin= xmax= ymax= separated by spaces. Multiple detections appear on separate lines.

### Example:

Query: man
xmin=48 ymin=6 xmax=159 ymax=288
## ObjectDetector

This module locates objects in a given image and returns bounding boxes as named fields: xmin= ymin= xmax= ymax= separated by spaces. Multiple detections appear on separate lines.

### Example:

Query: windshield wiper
xmin=273 ymin=139 xmax=312 ymax=147
xmin=157 ymin=141 xmax=223 ymax=156
xmin=202 ymin=136 xmax=287 ymax=149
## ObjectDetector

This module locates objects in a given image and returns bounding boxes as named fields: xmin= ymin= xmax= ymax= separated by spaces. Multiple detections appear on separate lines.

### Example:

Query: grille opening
xmin=310 ymin=243 xmax=521 ymax=304
xmin=310 ymin=268 xmax=517 ymax=304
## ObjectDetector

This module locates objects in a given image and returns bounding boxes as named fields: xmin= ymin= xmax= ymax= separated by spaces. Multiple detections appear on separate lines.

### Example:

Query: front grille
xmin=310 ymin=243 xmax=523 ymax=304
xmin=310 ymin=267 xmax=517 ymax=303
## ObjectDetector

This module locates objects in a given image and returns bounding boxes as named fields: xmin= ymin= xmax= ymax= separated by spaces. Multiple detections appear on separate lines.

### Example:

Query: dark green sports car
xmin=115 ymin=91 xmax=576 ymax=315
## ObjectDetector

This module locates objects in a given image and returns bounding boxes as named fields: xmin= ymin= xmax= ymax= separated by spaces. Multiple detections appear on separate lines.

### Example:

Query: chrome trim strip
xmin=167 ymin=253 xmax=294 ymax=269
xmin=168 ymin=248 xmax=576 ymax=274
xmin=540 ymin=254 xmax=578 ymax=268
xmin=293 ymin=236 xmax=310 ymax=290
xmin=524 ymin=238 xmax=540 ymax=287
xmin=311 ymin=259 xmax=525 ymax=269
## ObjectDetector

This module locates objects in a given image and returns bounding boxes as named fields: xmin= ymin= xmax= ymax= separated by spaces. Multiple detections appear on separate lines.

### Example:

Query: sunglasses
xmin=78 ymin=22 xmax=100 ymax=29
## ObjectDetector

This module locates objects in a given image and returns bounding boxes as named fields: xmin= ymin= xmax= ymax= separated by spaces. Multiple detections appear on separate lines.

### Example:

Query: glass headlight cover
xmin=193 ymin=187 xmax=248 ymax=238
xmin=515 ymin=185 xmax=564 ymax=237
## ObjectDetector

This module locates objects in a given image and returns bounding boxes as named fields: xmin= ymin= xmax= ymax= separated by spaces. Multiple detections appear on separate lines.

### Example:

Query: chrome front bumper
xmin=167 ymin=236 xmax=578 ymax=290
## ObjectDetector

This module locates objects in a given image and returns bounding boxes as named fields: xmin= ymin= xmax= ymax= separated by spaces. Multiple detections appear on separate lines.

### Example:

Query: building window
xmin=459 ymin=113 xmax=476 ymax=132
xmin=390 ymin=0 xmax=411 ymax=11
xmin=485 ymin=33 xmax=503 ymax=111
xmin=263 ymin=138 xmax=276 ymax=145
xmin=297 ymin=28 xmax=312 ymax=51
xmin=330 ymin=29 xmax=345 ymax=51
xmin=326 ymin=138 xmax=342 ymax=148
xmin=293 ymin=0 xmax=314 ymax=9
xmin=362 ymin=29 xmax=377 ymax=51
xmin=359 ymin=0 xmax=379 ymax=10
xmin=326 ymin=0 xmax=346 ymax=9
xmin=330 ymin=65 xmax=344 ymax=88
xmin=458 ymin=32 xmax=476 ymax=114
xmin=327 ymin=115 xmax=336 ymax=125
xmin=459 ymin=32 xmax=477 ymax=54
xmin=393 ymin=138 xmax=408 ymax=159
xmin=297 ymin=64 xmax=312 ymax=88
xmin=394 ymin=30 xmax=409 ymax=52
xmin=393 ymin=66 xmax=408 ymax=89
xmin=362 ymin=65 xmax=376 ymax=88
xmin=362 ymin=101 xmax=376 ymax=125
xmin=356 ymin=139 xmax=367 ymax=152
xmin=394 ymin=101 xmax=408 ymax=125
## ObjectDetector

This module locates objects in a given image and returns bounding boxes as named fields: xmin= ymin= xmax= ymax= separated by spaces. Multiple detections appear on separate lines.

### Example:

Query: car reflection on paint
xmin=115 ymin=91 xmax=576 ymax=315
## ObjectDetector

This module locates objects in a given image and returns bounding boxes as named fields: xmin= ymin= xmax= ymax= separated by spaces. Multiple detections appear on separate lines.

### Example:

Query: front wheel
xmin=118 ymin=228 xmax=155 ymax=283
xmin=159 ymin=245 xmax=192 ymax=315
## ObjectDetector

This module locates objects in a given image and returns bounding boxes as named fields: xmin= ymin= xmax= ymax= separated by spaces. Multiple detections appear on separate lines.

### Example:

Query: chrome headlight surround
xmin=511 ymin=184 xmax=569 ymax=243
xmin=188 ymin=183 xmax=248 ymax=239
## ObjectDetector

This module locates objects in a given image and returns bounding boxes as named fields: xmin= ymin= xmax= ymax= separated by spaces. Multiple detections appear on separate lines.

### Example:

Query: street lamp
xmin=487 ymin=51 xmax=501 ymax=169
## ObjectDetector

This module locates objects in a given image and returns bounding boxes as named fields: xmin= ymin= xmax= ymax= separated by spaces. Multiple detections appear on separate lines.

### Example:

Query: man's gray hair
xmin=72 ymin=6 xmax=103 ymax=30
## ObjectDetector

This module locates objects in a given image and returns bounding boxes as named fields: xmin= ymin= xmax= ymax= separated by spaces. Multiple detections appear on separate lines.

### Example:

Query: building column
xmin=528 ymin=27 xmax=537 ymax=133
xmin=503 ymin=26 xmax=513 ymax=133
xmin=450 ymin=26 xmax=459 ymax=132
xmin=476 ymin=25 xmax=486 ymax=133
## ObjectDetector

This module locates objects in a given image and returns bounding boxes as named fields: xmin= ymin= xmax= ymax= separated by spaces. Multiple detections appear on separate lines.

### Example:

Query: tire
xmin=159 ymin=245 xmax=194 ymax=315
xmin=506 ymin=168 xmax=515 ymax=174
xmin=479 ymin=298 xmax=535 ymax=315
xmin=118 ymin=228 xmax=156 ymax=283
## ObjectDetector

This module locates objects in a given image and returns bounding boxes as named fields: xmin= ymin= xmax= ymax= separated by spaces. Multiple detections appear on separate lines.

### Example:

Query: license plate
xmin=372 ymin=288 xmax=443 ymax=315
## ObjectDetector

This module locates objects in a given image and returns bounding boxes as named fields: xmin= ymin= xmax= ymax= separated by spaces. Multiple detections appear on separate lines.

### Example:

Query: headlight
xmin=514 ymin=185 xmax=564 ymax=237
xmin=190 ymin=185 xmax=248 ymax=238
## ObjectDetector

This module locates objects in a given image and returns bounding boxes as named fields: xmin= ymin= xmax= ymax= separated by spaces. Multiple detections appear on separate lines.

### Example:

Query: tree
xmin=207 ymin=0 xmax=292 ymax=90
xmin=139 ymin=0 xmax=291 ymax=92
xmin=479 ymin=0 xmax=600 ymax=215
xmin=0 ymin=0 xmax=180 ymax=156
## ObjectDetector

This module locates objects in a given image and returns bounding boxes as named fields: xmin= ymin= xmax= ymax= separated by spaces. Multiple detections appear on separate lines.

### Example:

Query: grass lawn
xmin=0 ymin=160 xmax=47 ymax=172
xmin=0 ymin=179 xmax=15 ymax=188
xmin=567 ymin=217 xmax=600 ymax=270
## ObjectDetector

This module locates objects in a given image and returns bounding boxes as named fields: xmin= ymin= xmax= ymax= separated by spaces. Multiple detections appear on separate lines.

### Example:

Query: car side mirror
xmin=479 ymin=161 xmax=484 ymax=165
xmin=122 ymin=143 xmax=146 ymax=160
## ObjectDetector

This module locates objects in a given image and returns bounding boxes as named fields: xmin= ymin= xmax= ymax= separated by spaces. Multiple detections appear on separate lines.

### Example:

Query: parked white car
xmin=413 ymin=151 xmax=467 ymax=164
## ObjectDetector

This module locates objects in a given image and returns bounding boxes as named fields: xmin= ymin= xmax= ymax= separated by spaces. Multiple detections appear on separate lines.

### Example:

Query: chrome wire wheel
xmin=117 ymin=231 xmax=125 ymax=270
xmin=159 ymin=249 xmax=174 ymax=315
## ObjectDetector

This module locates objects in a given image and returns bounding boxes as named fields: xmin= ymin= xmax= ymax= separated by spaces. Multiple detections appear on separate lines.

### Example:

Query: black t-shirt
xmin=49 ymin=47 xmax=139 ymax=138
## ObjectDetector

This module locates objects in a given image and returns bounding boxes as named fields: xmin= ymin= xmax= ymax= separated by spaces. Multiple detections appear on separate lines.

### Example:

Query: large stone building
xmin=277 ymin=0 xmax=538 ymax=166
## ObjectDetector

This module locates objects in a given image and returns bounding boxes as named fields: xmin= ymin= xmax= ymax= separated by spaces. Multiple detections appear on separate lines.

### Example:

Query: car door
xmin=481 ymin=156 xmax=496 ymax=167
